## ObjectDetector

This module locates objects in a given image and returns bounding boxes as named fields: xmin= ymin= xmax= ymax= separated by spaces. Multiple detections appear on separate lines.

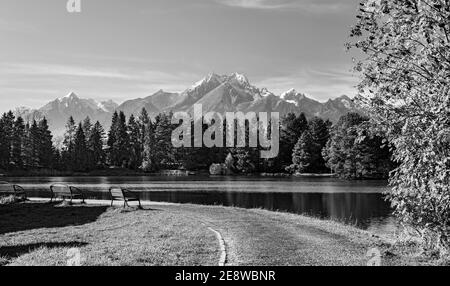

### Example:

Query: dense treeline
xmin=0 ymin=111 xmax=55 ymax=170
xmin=0 ymin=108 xmax=393 ymax=179
xmin=323 ymin=113 xmax=392 ymax=179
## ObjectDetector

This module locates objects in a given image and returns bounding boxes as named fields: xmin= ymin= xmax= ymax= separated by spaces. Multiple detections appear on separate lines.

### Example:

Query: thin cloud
xmin=214 ymin=0 xmax=352 ymax=12
xmin=0 ymin=18 xmax=39 ymax=33
xmin=256 ymin=67 xmax=358 ymax=101
xmin=1 ymin=63 xmax=131 ymax=80
xmin=1 ymin=63 xmax=201 ymax=84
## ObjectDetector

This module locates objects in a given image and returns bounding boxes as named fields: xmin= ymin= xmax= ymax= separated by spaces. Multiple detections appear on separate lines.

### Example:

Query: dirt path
xmin=159 ymin=204 xmax=377 ymax=266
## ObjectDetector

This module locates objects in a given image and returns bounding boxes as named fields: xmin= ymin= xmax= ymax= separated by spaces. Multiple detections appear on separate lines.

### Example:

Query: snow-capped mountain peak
xmin=229 ymin=72 xmax=250 ymax=85
xmin=189 ymin=73 xmax=225 ymax=91
xmin=260 ymin=87 xmax=273 ymax=97
xmin=59 ymin=91 xmax=79 ymax=102
xmin=280 ymin=88 xmax=298 ymax=99
xmin=97 ymin=100 xmax=118 ymax=112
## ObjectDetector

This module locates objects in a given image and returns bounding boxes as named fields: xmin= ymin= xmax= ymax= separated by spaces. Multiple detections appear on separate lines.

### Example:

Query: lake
xmin=2 ymin=176 xmax=398 ymax=234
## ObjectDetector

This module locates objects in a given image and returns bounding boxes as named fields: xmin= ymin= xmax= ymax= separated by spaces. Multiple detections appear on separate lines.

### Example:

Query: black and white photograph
xmin=0 ymin=0 xmax=449 ymax=273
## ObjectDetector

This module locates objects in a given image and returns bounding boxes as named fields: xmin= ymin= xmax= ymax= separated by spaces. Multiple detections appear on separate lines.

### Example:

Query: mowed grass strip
xmin=0 ymin=202 xmax=218 ymax=266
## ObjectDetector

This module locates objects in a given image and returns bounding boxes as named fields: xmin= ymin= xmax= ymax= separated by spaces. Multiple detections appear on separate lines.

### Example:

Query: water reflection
xmin=140 ymin=191 xmax=391 ymax=229
xmin=5 ymin=176 xmax=393 ymax=230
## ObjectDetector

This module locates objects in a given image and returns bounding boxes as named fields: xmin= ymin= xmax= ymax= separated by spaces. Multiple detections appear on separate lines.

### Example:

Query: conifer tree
xmin=0 ymin=117 xmax=7 ymax=169
xmin=0 ymin=111 xmax=15 ymax=169
xmin=88 ymin=121 xmax=106 ymax=169
xmin=151 ymin=113 xmax=175 ymax=170
xmin=128 ymin=114 xmax=142 ymax=169
xmin=37 ymin=118 xmax=54 ymax=168
xmin=307 ymin=117 xmax=331 ymax=173
xmin=288 ymin=131 xmax=313 ymax=174
xmin=28 ymin=120 xmax=40 ymax=168
xmin=279 ymin=113 xmax=308 ymax=170
xmin=11 ymin=116 xmax=25 ymax=168
xmin=82 ymin=116 xmax=93 ymax=141
xmin=116 ymin=111 xmax=130 ymax=167
xmin=107 ymin=111 xmax=119 ymax=166
xmin=73 ymin=123 xmax=88 ymax=172
xmin=62 ymin=116 xmax=76 ymax=169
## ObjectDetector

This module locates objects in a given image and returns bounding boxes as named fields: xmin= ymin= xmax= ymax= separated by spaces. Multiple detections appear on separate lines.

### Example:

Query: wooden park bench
xmin=50 ymin=184 xmax=86 ymax=204
xmin=109 ymin=187 xmax=142 ymax=208
xmin=0 ymin=181 xmax=27 ymax=199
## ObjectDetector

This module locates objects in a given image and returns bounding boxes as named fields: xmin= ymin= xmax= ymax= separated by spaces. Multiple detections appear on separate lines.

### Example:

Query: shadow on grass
xmin=0 ymin=202 xmax=108 ymax=235
xmin=111 ymin=206 xmax=163 ymax=213
xmin=0 ymin=241 xmax=88 ymax=266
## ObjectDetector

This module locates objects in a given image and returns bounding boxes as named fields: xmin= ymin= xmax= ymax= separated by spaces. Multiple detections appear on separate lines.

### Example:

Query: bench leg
xmin=138 ymin=200 xmax=142 ymax=209
xmin=111 ymin=200 xmax=113 ymax=207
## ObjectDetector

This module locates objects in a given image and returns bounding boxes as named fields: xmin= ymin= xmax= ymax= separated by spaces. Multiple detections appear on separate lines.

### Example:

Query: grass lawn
xmin=0 ymin=201 xmax=218 ymax=266
xmin=0 ymin=198 xmax=447 ymax=266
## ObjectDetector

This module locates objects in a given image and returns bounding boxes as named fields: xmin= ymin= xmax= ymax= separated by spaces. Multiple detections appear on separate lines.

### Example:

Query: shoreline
xmin=1 ymin=198 xmax=439 ymax=266
xmin=1 ymin=172 xmax=342 ymax=179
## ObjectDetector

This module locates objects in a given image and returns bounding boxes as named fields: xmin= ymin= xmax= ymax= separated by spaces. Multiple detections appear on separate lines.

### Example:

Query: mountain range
xmin=15 ymin=73 xmax=361 ymax=138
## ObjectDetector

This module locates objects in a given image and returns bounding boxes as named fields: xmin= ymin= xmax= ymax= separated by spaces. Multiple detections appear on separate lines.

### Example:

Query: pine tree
xmin=107 ymin=111 xmax=130 ymax=167
xmin=28 ymin=120 xmax=40 ymax=168
xmin=11 ymin=116 xmax=25 ymax=168
xmin=128 ymin=114 xmax=141 ymax=170
xmin=88 ymin=121 xmax=106 ymax=169
xmin=22 ymin=122 xmax=32 ymax=169
xmin=138 ymin=108 xmax=150 ymax=145
xmin=0 ymin=111 xmax=15 ymax=169
xmin=52 ymin=148 xmax=62 ymax=171
xmin=107 ymin=111 xmax=119 ymax=166
xmin=279 ymin=113 xmax=308 ymax=171
xmin=307 ymin=117 xmax=331 ymax=173
xmin=62 ymin=116 xmax=76 ymax=170
xmin=288 ymin=131 xmax=313 ymax=174
xmin=82 ymin=116 xmax=93 ymax=142
xmin=0 ymin=116 xmax=7 ymax=170
xmin=138 ymin=108 xmax=150 ymax=169
xmin=152 ymin=113 xmax=175 ymax=170
xmin=73 ymin=123 xmax=88 ymax=172
xmin=38 ymin=118 xmax=54 ymax=168
xmin=116 ymin=111 xmax=130 ymax=167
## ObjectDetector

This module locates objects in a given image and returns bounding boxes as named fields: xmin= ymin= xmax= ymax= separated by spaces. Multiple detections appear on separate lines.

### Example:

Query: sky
xmin=0 ymin=0 xmax=361 ymax=112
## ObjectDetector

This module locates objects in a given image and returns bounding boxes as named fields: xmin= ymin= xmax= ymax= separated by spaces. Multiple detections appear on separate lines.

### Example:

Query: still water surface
xmin=4 ymin=176 xmax=397 ymax=233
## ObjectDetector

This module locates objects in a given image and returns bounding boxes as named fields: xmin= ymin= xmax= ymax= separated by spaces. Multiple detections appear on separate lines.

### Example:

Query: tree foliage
xmin=288 ymin=131 xmax=313 ymax=174
xmin=349 ymin=0 xmax=450 ymax=248
xmin=323 ymin=113 xmax=391 ymax=179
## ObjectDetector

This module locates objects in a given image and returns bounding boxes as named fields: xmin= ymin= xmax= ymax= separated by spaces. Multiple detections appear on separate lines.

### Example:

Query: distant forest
xmin=0 ymin=108 xmax=393 ymax=179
